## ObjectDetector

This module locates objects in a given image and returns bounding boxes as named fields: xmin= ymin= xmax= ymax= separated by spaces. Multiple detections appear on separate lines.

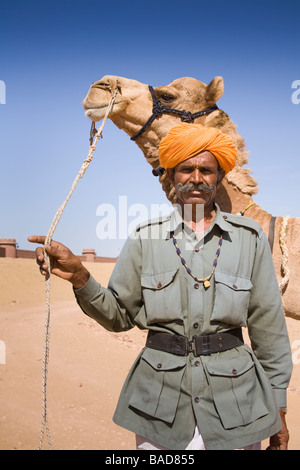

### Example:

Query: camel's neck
xmin=109 ymin=114 xmax=273 ymax=232
xmin=217 ymin=180 xmax=273 ymax=233
xmin=109 ymin=114 xmax=178 ymax=167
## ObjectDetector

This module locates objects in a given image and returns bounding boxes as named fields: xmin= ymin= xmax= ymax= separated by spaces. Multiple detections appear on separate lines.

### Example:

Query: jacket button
xmin=195 ymin=361 xmax=200 ymax=367
xmin=232 ymin=369 xmax=237 ymax=375
xmin=194 ymin=397 xmax=200 ymax=403
xmin=157 ymin=363 xmax=162 ymax=369
xmin=157 ymin=282 xmax=162 ymax=288
xmin=194 ymin=283 xmax=199 ymax=289
xmin=233 ymin=284 xmax=237 ymax=289
xmin=193 ymin=322 xmax=199 ymax=329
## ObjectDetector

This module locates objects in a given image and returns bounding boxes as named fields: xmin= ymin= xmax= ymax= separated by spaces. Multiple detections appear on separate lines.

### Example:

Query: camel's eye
xmin=160 ymin=93 xmax=175 ymax=103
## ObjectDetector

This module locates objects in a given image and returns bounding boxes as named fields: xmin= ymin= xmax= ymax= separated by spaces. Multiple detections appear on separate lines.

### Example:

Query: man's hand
xmin=267 ymin=410 xmax=289 ymax=450
xmin=28 ymin=236 xmax=90 ymax=289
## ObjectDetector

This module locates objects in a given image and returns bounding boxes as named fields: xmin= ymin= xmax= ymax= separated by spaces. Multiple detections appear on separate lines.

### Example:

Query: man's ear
xmin=217 ymin=168 xmax=225 ymax=186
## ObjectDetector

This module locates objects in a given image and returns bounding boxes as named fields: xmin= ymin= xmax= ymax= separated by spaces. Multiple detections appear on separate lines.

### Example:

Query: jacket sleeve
xmin=74 ymin=231 xmax=143 ymax=332
xmin=247 ymin=230 xmax=293 ymax=408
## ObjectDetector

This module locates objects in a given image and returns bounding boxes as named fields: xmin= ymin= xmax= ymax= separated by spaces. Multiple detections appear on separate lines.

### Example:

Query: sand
xmin=0 ymin=258 xmax=299 ymax=450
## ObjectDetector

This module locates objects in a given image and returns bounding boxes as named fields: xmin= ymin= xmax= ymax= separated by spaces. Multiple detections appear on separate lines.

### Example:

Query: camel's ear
xmin=205 ymin=77 xmax=224 ymax=103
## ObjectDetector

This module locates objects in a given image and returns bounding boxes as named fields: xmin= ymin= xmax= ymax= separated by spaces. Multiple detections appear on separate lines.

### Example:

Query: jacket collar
xmin=166 ymin=203 xmax=233 ymax=240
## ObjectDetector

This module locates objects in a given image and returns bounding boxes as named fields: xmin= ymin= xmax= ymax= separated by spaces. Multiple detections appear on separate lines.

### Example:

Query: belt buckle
xmin=187 ymin=337 xmax=197 ymax=356
xmin=187 ymin=335 xmax=212 ymax=356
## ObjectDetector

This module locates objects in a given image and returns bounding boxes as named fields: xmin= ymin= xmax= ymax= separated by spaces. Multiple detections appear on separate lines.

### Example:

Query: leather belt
xmin=146 ymin=328 xmax=243 ymax=357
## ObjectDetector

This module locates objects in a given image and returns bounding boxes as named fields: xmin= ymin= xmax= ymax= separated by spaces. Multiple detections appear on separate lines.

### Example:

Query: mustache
xmin=176 ymin=182 xmax=216 ymax=194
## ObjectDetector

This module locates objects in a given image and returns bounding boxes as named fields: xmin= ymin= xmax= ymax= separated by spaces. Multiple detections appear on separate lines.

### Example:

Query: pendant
xmin=172 ymin=232 xmax=223 ymax=291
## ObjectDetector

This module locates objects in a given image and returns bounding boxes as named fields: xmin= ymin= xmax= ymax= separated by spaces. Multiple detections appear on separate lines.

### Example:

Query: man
xmin=29 ymin=123 xmax=292 ymax=450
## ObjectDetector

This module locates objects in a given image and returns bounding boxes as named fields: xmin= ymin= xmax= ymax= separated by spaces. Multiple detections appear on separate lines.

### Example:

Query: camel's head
xmin=82 ymin=75 xmax=224 ymax=141
xmin=82 ymin=74 xmax=256 ymax=205
xmin=82 ymin=75 xmax=151 ymax=122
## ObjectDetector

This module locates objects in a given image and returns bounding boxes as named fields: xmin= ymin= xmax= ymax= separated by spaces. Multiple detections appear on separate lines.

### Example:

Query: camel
xmin=82 ymin=75 xmax=300 ymax=320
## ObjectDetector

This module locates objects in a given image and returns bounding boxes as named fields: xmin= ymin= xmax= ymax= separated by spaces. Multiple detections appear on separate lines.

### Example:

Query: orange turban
xmin=159 ymin=123 xmax=237 ymax=174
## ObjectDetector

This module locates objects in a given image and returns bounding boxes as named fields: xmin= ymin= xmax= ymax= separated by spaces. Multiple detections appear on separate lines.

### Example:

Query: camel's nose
xmin=91 ymin=76 xmax=118 ymax=92
xmin=83 ymin=76 xmax=120 ymax=110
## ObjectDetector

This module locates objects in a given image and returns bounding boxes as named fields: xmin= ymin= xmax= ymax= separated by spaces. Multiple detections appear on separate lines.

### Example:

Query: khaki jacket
xmin=74 ymin=205 xmax=292 ymax=450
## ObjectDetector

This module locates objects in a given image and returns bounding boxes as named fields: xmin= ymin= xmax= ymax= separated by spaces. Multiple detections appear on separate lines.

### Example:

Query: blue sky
xmin=0 ymin=0 xmax=299 ymax=257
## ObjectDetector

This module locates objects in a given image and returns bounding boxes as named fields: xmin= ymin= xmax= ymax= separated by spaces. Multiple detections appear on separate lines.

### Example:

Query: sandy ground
xmin=0 ymin=258 xmax=299 ymax=451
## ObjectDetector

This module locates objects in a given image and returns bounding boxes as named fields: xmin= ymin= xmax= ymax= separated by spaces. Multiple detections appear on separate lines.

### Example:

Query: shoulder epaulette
xmin=135 ymin=213 xmax=172 ymax=232
xmin=221 ymin=212 xmax=264 ymax=237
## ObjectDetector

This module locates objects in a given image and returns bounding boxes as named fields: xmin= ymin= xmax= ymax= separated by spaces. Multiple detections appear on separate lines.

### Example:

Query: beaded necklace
xmin=172 ymin=231 xmax=223 ymax=288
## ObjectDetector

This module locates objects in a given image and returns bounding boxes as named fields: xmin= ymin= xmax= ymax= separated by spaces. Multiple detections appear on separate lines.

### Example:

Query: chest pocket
xmin=141 ymin=269 xmax=183 ymax=325
xmin=211 ymin=272 xmax=252 ymax=327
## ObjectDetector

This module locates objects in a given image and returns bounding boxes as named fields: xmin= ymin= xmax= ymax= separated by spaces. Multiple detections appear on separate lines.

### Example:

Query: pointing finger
xmin=28 ymin=236 xmax=47 ymax=245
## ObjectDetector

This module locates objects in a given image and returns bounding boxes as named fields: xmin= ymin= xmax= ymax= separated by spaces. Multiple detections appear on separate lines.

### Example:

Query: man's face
xmin=168 ymin=151 xmax=223 ymax=210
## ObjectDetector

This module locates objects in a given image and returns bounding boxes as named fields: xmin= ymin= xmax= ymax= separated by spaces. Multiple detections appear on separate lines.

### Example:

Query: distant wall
xmin=0 ymin=239 xmax=17 ymax=258
xmin=16 ymin=249 xmax=37 ymax=259
xmin=0 ymin=238 xmax=117 ymax=263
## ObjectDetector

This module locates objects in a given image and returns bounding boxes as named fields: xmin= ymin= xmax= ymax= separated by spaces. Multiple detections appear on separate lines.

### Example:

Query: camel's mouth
xmin=83 ymin=99 xmax=123 ymax=121
xmin=84 ymin=102 xmax=116 ymax=121
xmin=84 ymin=108 xmax=105 ymax=121
xmin=84 ymin=103 xmax=108 ymax=111
xmin=83 ymin=102 xmax=108 ymax=110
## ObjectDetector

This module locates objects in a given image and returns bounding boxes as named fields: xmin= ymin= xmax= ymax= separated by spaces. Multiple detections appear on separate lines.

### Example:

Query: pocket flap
xmin=206 ymin=355 xmax=254 ymax=377
xmin=142 ymin=347 xmax=186 ymax=370
xmin=205 ymin=353 xmax=268 ymax=429
xmin=129 ymin=346 xmax=186 ymax=424
xmin=214 ymin=272 xmax=253 ymax=291
xmin=141 ymin=269 xmax=178 ymax=290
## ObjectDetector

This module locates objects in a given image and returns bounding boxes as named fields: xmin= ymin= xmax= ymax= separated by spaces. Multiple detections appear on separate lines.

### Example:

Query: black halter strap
xmin=130 ymin=85 xmax=219 ymax=141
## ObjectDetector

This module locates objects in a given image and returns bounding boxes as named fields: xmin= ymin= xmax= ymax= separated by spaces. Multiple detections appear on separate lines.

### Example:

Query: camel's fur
xmin=83 ymin=75 xmax=300 ymax=319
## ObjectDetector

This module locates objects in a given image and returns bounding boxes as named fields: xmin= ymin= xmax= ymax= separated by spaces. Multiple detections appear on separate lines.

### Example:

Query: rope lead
xmin=38 ymin=89 xmax=118 ymax=450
